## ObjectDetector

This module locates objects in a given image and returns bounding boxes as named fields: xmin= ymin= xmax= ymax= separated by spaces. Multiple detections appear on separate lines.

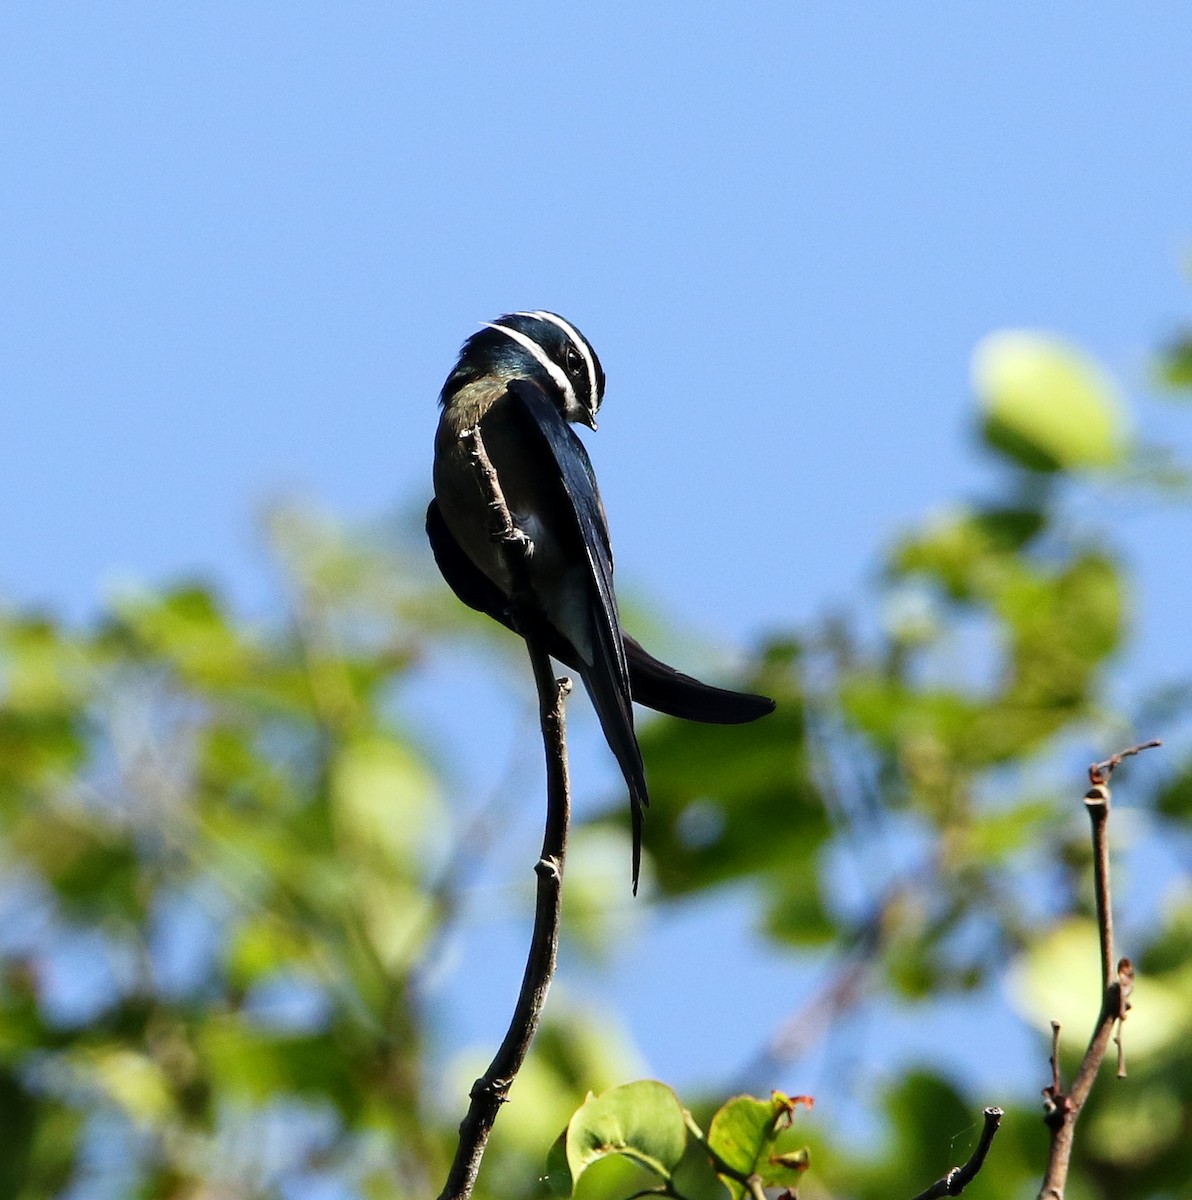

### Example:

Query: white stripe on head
xmin=523 ymin=310 xmax=600 ymax=413
xmin=483 ymin=321 xmax=578 ymax=411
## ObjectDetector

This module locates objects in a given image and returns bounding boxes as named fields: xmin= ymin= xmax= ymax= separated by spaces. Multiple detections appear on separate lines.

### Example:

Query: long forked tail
xmin=577 ymin=655 xmax=649 ymax=894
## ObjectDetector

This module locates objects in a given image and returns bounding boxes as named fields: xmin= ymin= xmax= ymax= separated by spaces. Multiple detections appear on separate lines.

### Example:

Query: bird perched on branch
xmin=428 ymin=311 xmax=775 ymax=892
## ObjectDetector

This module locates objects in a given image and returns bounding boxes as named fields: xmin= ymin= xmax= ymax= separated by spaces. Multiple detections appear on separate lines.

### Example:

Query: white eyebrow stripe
xmin=524 ymin=310 xmax=600 ymax=412
xmin=483 ymin=321 xmax=577 ymax=410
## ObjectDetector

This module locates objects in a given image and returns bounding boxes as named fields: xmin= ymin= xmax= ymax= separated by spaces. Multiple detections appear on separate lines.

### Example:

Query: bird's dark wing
xmin=505 ymin=379 xmax=627 ymax=688
xmin=506 ymin=378 xmax=646 ymax=888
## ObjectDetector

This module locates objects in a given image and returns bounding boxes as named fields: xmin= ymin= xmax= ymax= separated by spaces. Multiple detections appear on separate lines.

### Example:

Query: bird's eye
xmin=563 ymin=345 xmax=584 ymax=375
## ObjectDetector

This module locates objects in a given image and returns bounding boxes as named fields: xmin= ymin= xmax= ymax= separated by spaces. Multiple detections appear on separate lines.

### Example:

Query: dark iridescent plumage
xmin=429 ymin=312 xmax=774 ymax=891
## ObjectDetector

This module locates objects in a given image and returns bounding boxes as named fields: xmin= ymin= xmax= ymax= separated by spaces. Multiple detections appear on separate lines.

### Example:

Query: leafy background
xmin=4 ymin=329 xmax=1192 ymax=1199
xmin=3 ymin=6 xmax=1192 ymax=1199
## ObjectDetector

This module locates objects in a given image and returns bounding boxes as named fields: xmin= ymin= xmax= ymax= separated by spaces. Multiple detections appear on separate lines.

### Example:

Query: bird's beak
xmin=577 ymin=408 xmax=598 ymax=431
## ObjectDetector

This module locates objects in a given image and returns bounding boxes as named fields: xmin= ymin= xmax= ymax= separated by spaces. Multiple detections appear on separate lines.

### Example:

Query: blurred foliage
xmin=1 ymin=323 xmax=1192 ymax=1199
xmin=975 ymin=331 xmax=1126 ymax=472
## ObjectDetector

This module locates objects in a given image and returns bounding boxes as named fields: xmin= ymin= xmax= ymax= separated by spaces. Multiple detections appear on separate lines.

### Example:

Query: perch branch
xmin=437 ymin=426 xmax=573 ymax=1200
xmin=908 ymin=1107 xmax=1004 ymax=1200
xmin=1036 ymin=740 xmax=1158 ymax=1200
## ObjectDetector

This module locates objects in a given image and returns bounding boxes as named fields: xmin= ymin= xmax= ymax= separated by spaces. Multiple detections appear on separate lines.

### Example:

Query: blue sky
xmin=4 ymin=2 xmax=1192 ymax=1125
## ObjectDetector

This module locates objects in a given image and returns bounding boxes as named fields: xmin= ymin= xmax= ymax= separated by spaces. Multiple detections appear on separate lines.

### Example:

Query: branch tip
xmin=907 ymin=1105 xmax=1003 ymax=1199
xmin=1038 ymin=747 xmax=1151 ymax=1198
xmin=1088 ymin=738 xmax=1161 ymax=786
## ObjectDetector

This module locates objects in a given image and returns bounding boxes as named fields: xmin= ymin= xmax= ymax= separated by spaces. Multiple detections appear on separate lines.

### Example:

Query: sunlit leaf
xmin=331 ymin=733 xmax=443 ymax=875
xmin=80 ymin=1049 xmax=173 ymax=1125
xmin=974 ymin=331 xmax=1125 ymax=472
xmin=706 ymin=1092 xmax=811 ymax=1199
xmin=1088 ymin=1086 xmax=1183 ymax=1165
xmin=565 ymin=1081 xmax=687 ymax=1186
xmin=1008 ymin=919 xmax=1187 ymax=1058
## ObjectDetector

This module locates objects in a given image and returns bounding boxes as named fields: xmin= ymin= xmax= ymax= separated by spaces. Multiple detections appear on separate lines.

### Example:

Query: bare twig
xmin=437 ymin=426 xmax=573 ymax=1200
xmin=908 ymin=1107 xmax=1004 ymax=1200
xmin=1090 ymin=740 xmax=1161 ymax=781
xmin=1036 ymin=740 xmax=1159 ymax=1200
xmin=1047 ymin=1021 xmax=1061 ymax=1097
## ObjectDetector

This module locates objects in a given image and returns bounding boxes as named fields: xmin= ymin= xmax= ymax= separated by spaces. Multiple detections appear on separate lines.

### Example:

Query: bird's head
xmin=440 ymin=310 xmax=606 ymax=429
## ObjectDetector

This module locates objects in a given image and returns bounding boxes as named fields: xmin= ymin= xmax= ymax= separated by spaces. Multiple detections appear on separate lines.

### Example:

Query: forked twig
xmin=1037 ymin=740 xmax=1158 ymax=1199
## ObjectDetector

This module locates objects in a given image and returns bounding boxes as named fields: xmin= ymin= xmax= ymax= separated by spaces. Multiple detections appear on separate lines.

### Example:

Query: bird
xmin=427 ymin=310 xmax=775 ymax=892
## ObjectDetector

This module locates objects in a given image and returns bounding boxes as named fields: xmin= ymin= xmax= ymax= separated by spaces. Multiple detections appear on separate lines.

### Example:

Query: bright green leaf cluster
xmin=551 ymin=1082 xmax=811 ymax=1200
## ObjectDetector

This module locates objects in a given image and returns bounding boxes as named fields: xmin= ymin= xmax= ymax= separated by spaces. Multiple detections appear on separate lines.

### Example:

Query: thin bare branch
xmin=437 ymin=425 xmax=573 ymax=1200
xmin=1084 ymin=779 xmax=1115 ymax=995
xmin=908 ymin=1107 xmax=1004 ymax=1200
xmin=1047 ymin=1021 xmax=1062 ymax=1099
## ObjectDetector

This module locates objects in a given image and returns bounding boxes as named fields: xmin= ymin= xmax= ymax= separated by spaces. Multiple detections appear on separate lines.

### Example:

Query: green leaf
xmin=226 ymin=913 xmax=313 ymax=986
xmin=109 ymin=583 xmax=259 ymax=685
xmin=331 ymin=734 xmax=443 ymax=874
xmin=964 ymin=799 xmax=1055 ymax=862
xmin=199 ymin=1018 xmax=359 ymax=1115
xmin=1157 ymin=763 xmax=1192 ymax=819
xmin=0 ymin=1068 xmax=38 ymax=1194
xmin=560 ymin=826 xmax=646 ymax=956
xmin=545 ymin=1131 xmax=572 ymax=1197
xmin=565 ymin=1080 xmax=688 ymax=1187
xmin=1157 ymin=335 xmax=1192 ymax=392
xmin=17 ymin=817 xmax=142 ymax=919
xmin=893 ymin=506 xmax=1046 ymax=602
xmin=78 ymin=1049 xmax=173 ymax=1125
xmin=706 ymin=1092 xmax=812 ymax=1199
xmin=974 ymin=331 xmax=1125 ymax=472
xmin=634 ymin=694 xmax=827 ymax=897
xmin=763 ymin=861 xmax=836 ymax=946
